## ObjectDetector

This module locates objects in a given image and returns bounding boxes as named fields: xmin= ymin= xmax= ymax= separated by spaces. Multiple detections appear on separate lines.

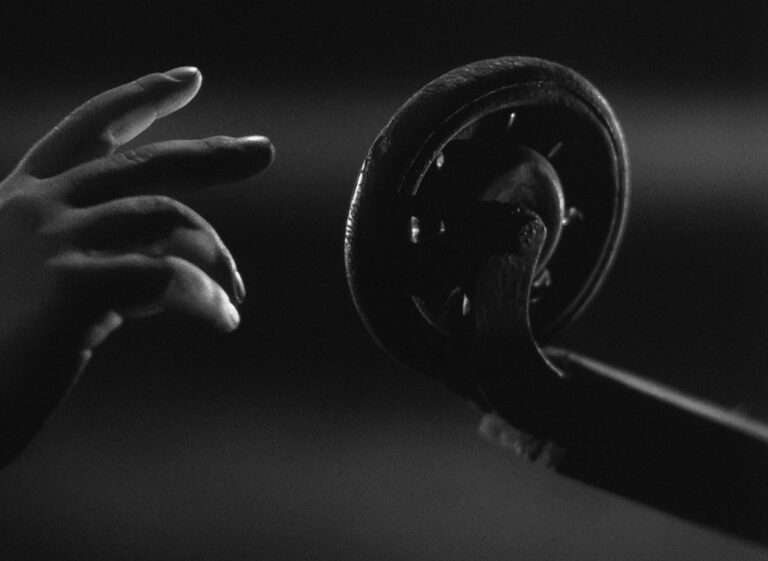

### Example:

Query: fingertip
xmin=239 ymin=135 xmax=276 ymax=170
xmin=103 ymin=69 xmax=203 ymax=146
xmin=164 ymin=66 xmax=201 ymax=82
xmin=264 ymin=138 xmax=276 ymax=166
xmin=81 ymin=311 xmax=125 ymax=351
xmin=159 ymin=256 xmax=241 ymax=332
xmin=222 ymin=299 xmax=241 ymax=332
xmin=233 ymin=270 xmax=246 ymax=304
xmin=155 ymin=67 xmax=203 ymax=119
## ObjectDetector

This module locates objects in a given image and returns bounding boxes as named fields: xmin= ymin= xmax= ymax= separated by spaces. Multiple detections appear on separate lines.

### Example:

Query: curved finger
xmin=21 ymin=67 xmax=203 ymax=178
xmin=51 ymin=196 xmax=244 ymax=303
xmin=50 ymin=252 xmax=240 ymax=332
xmin=54 ymin=135 xmax=274 ymax=205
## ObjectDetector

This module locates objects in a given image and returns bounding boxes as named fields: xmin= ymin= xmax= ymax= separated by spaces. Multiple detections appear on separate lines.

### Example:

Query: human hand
xmin=0 ymin=67 xmax=274 ymax=466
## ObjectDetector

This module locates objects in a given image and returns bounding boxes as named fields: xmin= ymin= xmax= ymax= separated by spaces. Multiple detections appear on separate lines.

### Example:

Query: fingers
xmin=50 ymin=252 xmax=241 ymax=334
xmin=20 ymin=67 xmax=203 ymax=178
xmin=53 ymin=135 xmax=274 ymax=205
xmin=2 ymin=69 xmax=265 ymax=343
xmin=51 ymin=196 xmax=245 ymax=303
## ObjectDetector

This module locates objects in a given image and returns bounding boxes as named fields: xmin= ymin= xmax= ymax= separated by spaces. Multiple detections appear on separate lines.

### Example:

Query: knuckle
xmin=134 ymin=194 xmax=178 ymax=211
xmin=132 ymin=72 xmax=165 ymax=93
xmin=93 ymin=133 xmax=119 ymax=155
xmin=203 ymin=136 xmax=233 ymax=151
xmin=0 ymin=193 xmax=58 ymax=228
xmin=157 ymin=254 xmax=185 ymax=279
xmin=158 ymin=195 xmax=187 ymax=212
xmin=120 ymin=195 xmax=202 ymax=229
xmin=115 ymin=144 xmax=158 ymax=166
xmin=134 ymin=195 xmax=195 ymax=223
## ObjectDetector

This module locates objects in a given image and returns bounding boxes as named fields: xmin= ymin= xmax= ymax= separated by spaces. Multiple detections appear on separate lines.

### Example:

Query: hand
xmin=0 ymin=67 xmax=274 ymax=466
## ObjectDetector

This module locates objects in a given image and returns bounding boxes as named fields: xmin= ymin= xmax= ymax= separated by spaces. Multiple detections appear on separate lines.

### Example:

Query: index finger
xmin=20 ymin=67 xmax=203 ymax=178
xmin=56 ymin=135 xmax=275 ymax=205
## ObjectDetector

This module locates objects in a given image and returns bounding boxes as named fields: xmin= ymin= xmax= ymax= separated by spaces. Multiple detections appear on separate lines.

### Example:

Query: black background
xmin=0 ymin=1 xmax=767 ymax=559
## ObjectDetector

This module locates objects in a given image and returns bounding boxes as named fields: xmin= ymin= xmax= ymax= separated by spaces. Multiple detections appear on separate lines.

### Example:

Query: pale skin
xmin=0 ymin=66 xmax=274 ymax=467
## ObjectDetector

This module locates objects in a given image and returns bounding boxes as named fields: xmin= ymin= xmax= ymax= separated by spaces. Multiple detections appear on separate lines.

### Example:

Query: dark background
xmin=0 ymin=1 xmax=767 ymax=559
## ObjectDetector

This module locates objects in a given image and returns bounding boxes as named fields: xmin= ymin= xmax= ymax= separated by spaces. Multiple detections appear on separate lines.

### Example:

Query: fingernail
xmin=224 ymin=299 xmax=241 ymax=331
xmin=233 ymin=270 xmax=246 ymax=304
xmin=239 ymin=135 xmax=276 ymax=167
xmin=164 ymin=66 xmax=200 ymax=82
xmin=239 ymin=135 xmax=272 ymax=148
